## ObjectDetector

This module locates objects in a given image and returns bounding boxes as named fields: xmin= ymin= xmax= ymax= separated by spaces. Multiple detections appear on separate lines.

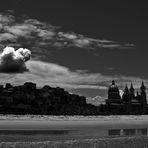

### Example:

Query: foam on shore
xmin=0 ymin=115 xmax=148 ymax=121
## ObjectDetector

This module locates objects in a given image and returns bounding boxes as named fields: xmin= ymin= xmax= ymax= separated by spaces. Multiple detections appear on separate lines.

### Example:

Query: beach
xmin=0 ymin=115 xmax=148 ymax=147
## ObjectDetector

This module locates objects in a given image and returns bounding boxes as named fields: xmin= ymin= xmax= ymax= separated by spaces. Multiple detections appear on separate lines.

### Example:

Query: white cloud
xmin=0 ymin=33 xmax=17 ymax=42
xmin=0 ymin=60 xmax=145 ymax=91
xmin=0 ymin=12 xmax=134 ymax=52
xmin=37 ymin=29 xmax=55 ymax=40
xmin=5 ymin=24 xmax=36 ymax=37
xmin=0 ymin=13 xmax=14 ymax=24
xmin=0 ymin=46 xmax=31 ymax=73
xmin=87 ymin=96 xmax=106 ymax=105
xmin=58 ymin=32 xmax=77 ymax=40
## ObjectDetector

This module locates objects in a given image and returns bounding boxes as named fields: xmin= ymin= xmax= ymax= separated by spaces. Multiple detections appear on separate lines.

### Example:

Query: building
xmin=105 ymin=80 xmax=147 ymax=114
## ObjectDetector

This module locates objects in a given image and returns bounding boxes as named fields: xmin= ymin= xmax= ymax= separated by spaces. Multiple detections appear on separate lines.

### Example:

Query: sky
xmin=0 ymin=0 xmax=148 ymax=105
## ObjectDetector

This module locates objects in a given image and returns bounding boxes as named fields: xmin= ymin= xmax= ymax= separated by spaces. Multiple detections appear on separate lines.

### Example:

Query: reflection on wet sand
xmin=0 ymin=130 xmax=70 ymax=135
xmin=108 ymin=128 xmax=147 ymax=136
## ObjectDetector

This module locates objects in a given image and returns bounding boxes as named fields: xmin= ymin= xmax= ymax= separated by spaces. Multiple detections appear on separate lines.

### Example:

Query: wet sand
xmin=0 ymin=116 xmax=148 ymax=147
xmin=0 ymin=116 xmax=148 ymax=130
xmin=0 ymin=116 xmax=148 ymax=142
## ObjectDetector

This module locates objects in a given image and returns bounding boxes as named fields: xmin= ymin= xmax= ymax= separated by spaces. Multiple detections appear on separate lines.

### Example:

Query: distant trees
xmin=0 ymin=82 xmax=102 ymax=115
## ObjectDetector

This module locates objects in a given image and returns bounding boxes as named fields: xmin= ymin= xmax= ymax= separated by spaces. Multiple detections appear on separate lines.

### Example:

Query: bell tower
xmin=122 ymin=84 xmax=131 ymax=114
xmin=122 ymin=84 xmax=130 ymax=103
xmin=129 ymin=83 xmax=135 ymax=100
xmin=140 ymin=81 xmax=147 ymax=113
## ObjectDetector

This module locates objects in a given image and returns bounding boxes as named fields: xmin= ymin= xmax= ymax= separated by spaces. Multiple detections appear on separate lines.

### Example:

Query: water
xmin=108 ymin=128 xmax=148 ymax=136
xmin=0 ymin=118 xmax=148 ymax=142
xmin=0 ymin=128 xmax=147 ymax=136
xmin=0 ymin=130 xmax=71 ymax=135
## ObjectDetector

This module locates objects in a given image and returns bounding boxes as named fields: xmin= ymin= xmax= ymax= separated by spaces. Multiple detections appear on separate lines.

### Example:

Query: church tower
xmin=140 ymin=81 xmax=147 ymax=113
xmin=108 ymin=80 xmax=121 ymax=100
xmin=122 ymin=84 xmax=130 ymax=103
xmin=106 ymin=80 xmax=123 ymax=113
xmin=129 ymin=83 xmax=135 ymax=100
xmin=122 ymin=84 xmax=131 ymax=114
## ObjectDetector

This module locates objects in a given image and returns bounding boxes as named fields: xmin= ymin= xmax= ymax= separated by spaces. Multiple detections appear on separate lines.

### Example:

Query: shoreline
xmin=0 ymin=114 xmax=148 ymax=121
xmin=0 ymin=115 xmax=148 ymax=147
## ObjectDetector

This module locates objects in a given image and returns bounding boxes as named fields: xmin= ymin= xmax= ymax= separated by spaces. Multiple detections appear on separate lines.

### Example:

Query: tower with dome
xmin=105 ymin=80 xmax=147 ymax=114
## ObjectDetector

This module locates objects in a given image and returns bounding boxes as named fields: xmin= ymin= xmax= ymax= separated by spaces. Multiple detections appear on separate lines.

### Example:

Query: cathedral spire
xmin=112 ymin=80 xmax=115 ymax=85
xmin=140 ymin=81 xmax=146 ymax=90
xmin=129 ymin=83 xmax=134 ymax=93
xmin=124 ymin=84 xmax=129 ymax=93
xmin=125 ymin=84 xmax=128 ymax=90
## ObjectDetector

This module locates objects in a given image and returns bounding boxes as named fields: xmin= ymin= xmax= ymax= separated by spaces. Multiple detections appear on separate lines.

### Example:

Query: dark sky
xmin=20 ymin=1 xmax=146 ymax=75
xmin=1 ymin=1 xmax=147 ymax=39
xmin=0 ymin=0 xmax=148 ymax=101
xmin=13 ymin=0 xmax=148 ymax=77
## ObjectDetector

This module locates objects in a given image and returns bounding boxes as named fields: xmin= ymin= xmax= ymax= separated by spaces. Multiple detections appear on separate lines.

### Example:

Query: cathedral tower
xmin=140 ymin=81 xmax=147 ymax=113
xmin=122 ymin=84 xmax=131 ymax=114
xmin=122 ymin=84 xmax=130 ymax=103
xmin=108 ymin=80 xmax=121 ymax=100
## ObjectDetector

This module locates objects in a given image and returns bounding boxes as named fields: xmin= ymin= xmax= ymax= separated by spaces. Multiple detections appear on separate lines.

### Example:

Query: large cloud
xmin=0 ymin=46 xmax=31 ymax=73
xmin=0 ymin=60 xmax=144 ymax=89
xmin=0 ymin=12 xmax=134 ymax=54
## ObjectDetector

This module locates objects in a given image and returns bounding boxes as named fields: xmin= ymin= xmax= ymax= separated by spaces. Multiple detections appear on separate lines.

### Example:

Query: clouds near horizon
xmin=0 ymin=57 xmax=146 ymax=105
xmin=0 ymin=59 xmax=145 ymax=90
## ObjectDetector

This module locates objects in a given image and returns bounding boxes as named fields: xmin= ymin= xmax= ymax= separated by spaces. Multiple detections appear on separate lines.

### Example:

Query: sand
xmin=0 ymin=115 xmax=148 ymax=147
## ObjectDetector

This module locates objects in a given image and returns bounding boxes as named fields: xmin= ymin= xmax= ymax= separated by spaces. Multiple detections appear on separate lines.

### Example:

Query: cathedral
xmin=105 ymin=80 xmax=147 ymax=114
